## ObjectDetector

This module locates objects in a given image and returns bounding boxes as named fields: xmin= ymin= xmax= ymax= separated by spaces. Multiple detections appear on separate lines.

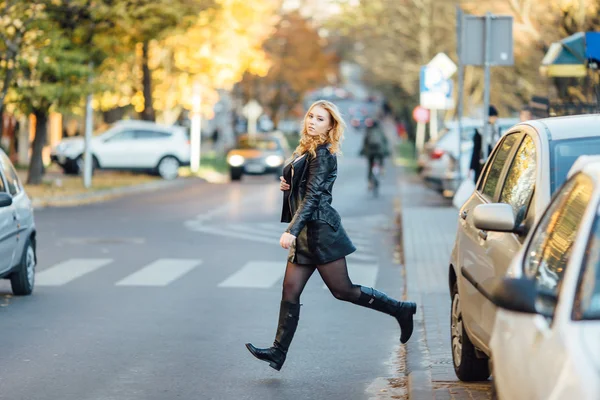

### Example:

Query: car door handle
xmin=478 ymin=230 xmax=488 ymax=240
xmin=460 ymin=210 xmax=468 ymax=220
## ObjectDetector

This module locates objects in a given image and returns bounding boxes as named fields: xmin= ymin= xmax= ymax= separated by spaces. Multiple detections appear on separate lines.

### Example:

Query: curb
xmin=396 ymin=166 xmax=436 ymax=400
xmin=408 ymin=370 xmax=433 ymax=400
xmin=30 ymin=178 xmax=191 ymax=209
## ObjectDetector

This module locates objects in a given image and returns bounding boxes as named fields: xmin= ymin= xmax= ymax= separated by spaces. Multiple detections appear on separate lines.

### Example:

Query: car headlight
xmin=265 ymin=155 xmax=284 ymax=167
xmin=228 ymin=155 xmax=245 ymax=167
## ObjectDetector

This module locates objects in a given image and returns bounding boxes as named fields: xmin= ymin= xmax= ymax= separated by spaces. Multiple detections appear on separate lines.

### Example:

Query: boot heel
xmin=269 ymin=361 xmax=282 ymax=371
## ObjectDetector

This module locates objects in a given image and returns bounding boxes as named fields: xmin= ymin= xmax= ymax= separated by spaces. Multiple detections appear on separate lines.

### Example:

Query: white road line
xmin=322 ymin=263 xmax=379 ymax=289
xmin=226 ymin=224 xmax=281 ymax=240
xmin=347 ymin=252 xmax=378 ymax=262
xmin=37 ymin=259 xmax=113 ymax=286
xmin=189 ymin=225 xmax=278 ymax=246
xmin=116 ymin=259 xmax=201 ymax=287
xmin=218 ymin=261 xmax=285 ymax=288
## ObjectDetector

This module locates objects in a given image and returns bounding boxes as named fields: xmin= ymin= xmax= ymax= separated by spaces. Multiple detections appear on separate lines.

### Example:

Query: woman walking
xmin=245 ymin=100 xmax=417 ymax=371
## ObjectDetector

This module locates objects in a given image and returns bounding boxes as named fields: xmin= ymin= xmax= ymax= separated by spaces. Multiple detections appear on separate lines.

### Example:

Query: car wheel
xmin=230 ymin=168 xmax=243 ymax=181
xmin=75 ymin=155 xmax=98 ymax=175
xmin=157 ymin=156 xmax=180 ymax=180
xmin=451 ymin=282 xmax=491 ymax=381
xmin=10 ymin=238 xmax=36 ymax=296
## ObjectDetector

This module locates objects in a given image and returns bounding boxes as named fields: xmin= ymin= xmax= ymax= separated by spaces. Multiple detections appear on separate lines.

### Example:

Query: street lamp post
xmin=190 ymin=84 xmax=202 ymax=173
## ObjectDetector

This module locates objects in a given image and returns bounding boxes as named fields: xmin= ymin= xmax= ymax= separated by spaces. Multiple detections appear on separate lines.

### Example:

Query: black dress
xmin=281 ymin=145 xmax=356 ymax=265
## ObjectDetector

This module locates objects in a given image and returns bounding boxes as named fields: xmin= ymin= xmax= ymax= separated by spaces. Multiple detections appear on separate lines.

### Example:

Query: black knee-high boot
xmin=245 ymin=301 xmax=301 ymax=371
xmin=353 ymin=286 xmax=417 ymax=344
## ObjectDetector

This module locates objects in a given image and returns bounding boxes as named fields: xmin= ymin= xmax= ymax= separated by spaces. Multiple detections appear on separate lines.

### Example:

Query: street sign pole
xmin=83 ymin=62 xmax=94 ymax=189
xmin=242 ymin=100 xmax=263 ymax=142
xmin=456 ymin=6 xmax=465 ymax=181
xmin=190 ymin=83 xmax=202 ymax=173
xmin=430 ymin=109 xmax=438 ymax=140
xmin=482 ymin=12 xmax=492 ymax=161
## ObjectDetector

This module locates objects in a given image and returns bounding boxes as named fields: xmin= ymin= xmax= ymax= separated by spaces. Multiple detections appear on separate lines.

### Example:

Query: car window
xmin=550 ymin=136 xmax=600 ymax=192
xmin=573 ymin=213 xmax=600 ymax=321
xmin=0 ymin=152 xmax=21 ymax=196
xmin=105 ymin=130 xmax=135 ymax=142
xmin=480 ymin=134 xmax=520 ymax=199
xmin=500 ymin=135 xmax=537 ymax=225
xmin=134 ymin=130 xmax=171 ymax=140
xmin=0 ymin=168 xmax=7 ymax=193
xmin=524 ymin=173 xmax=593 ymax=315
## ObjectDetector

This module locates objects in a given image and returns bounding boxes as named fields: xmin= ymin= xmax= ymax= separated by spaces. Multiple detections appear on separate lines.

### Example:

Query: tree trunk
xmin=27 ymin=109 xmax=48 ymax=185
xmin=140 ymin=40 xmax=155 ymax=121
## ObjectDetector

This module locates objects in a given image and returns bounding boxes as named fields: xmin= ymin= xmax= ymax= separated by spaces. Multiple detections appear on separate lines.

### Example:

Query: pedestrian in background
xmin=245 ymin=100 xmax=417 ymax=371
xmin=469 ymin=105 xmax=499 ymax=182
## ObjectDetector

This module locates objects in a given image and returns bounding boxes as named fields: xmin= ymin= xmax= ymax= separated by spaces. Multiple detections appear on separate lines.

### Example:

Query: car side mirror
xmin=473 ymin=203 xmax=516 ymax=232
xmin=0 ymin=192 xmax=13 ymax=208
xmin=491 ymin=277 xmax=554 ymax=318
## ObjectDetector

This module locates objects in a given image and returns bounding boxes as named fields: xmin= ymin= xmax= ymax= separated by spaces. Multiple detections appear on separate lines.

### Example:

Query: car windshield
xmin=551 ymin=137 xmax=600 ymax=192
xmin=237 ymin=138 xmax=279 ymax=151
xmin=574 ymin=212 xmax=600 ymax=320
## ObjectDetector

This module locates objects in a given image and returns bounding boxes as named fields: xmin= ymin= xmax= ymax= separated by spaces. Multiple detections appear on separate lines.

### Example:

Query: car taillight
xmin=430 ymin=149 xmax=445 ymax=159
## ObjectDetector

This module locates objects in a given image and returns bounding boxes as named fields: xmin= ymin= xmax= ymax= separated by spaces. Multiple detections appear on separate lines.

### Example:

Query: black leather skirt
xmin=288 ymin=220 xmax=356 ymax=265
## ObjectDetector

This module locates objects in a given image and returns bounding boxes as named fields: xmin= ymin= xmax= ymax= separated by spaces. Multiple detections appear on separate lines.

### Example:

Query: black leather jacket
xmin=281 ymin=144 xmax=342 ymax=237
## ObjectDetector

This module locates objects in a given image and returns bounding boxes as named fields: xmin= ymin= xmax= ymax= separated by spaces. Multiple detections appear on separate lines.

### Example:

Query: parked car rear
xmin=0 ymin=149 xmax=37 ymax=296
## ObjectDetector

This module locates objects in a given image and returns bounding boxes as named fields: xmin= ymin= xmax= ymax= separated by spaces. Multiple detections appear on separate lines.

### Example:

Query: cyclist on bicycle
xmin=360 ymin=118 xmax=390 ymax=187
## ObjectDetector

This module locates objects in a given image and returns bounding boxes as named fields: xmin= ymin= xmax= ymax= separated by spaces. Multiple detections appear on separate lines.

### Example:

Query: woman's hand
xmin=280 ymin=176 xmax=290 ymax=191
xmin=279 ymin=232 xmax=296 ymax=249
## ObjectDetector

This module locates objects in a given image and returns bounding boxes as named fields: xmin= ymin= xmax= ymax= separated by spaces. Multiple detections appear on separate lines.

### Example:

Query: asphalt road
xmin=0 ymin=107 xmax=408 ymax=400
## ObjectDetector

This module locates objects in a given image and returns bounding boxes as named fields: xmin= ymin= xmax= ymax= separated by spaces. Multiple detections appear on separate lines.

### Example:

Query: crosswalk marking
xmin=226 ymin=224 xmax=280 ymax=240
xmin=37 ymin=258 xmax=113 ymax=286
xmin=218 ymin=261 xmax=285 ymax=288
xmin=115 ymin=259 xmax=201 ymax=287
xmin=192 ymin=225 xmax=278 ymax=245
xmin=322 ymin=263 xmax=379 ymax=289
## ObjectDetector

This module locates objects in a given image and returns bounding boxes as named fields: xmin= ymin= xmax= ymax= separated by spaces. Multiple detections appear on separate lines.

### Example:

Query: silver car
xmin=449 ymin=114 xmax=600 ymax=381
xmin=0 ymin=150 xmax=36 ymax=295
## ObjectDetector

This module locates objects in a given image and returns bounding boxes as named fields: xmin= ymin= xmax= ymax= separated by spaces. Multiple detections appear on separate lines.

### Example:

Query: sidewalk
xmin=398 ymin=171 xmax=491 ymax=400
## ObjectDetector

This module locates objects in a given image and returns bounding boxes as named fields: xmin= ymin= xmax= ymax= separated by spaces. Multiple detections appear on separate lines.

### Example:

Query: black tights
xmin=281 ymin=258 xmax=361 ymax=304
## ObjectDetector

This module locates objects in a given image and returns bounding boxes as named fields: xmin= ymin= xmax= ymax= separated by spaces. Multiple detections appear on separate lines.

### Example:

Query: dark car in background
xmin=226 ymin=133 xmax=291 ymax=181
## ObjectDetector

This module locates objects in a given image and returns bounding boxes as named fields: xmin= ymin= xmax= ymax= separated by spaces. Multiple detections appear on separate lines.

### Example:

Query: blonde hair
xmin=294 ymin=100 xmax=346 ymax=157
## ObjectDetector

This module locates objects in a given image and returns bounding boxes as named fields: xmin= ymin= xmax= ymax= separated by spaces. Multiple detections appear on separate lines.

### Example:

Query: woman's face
xmin=305 ymin=105 xmax=333 ymax=137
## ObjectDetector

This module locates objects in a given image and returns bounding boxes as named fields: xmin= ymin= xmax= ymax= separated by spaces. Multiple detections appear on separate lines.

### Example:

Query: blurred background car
xmin=226 ymin=133 xmax=291 ymax=181
xmin=448 ymin=114 xmax=600 ymax=382
xmin=0 ymin=149 xmax=36 ymax=296
xmin=489 ymin=159 xmax=600 ymax=400
xmin=420 ymin=117 xmax=519 ymax=198
xmin=50 ymin=120 xmax=190 ymax=180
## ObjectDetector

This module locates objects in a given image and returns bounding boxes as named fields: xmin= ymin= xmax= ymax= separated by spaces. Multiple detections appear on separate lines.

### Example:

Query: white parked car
xmin=449 ymin=114 xmax=600 ymax=382
xmin=489 ymin=159 xmax=600 ymax=400
xmin=51 ymin=120 xmax=191 ymax=180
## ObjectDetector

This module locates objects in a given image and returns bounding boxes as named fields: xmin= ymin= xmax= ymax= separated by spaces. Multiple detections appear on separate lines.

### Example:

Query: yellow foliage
xmin=96 ymin=0 xmax=278 ymax=117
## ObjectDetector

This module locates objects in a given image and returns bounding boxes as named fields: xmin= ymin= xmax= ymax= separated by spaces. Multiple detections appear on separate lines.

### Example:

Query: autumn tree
xmin=0 ymin=0 xmax=44 ymax=140
xmin=109 ymin=0 xmax=213 ymax=121
xmin=237 ymin=11 xmax=339 ymax=125
xmin=13 ymin=0 xmax=113 ymax=184
xmin=94 ymin=0 xmax=276 ymax=124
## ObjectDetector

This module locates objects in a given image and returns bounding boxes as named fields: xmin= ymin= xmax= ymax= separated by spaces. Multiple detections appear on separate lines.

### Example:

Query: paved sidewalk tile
xmin=399 ymin=172 xmax=491 ymax=400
